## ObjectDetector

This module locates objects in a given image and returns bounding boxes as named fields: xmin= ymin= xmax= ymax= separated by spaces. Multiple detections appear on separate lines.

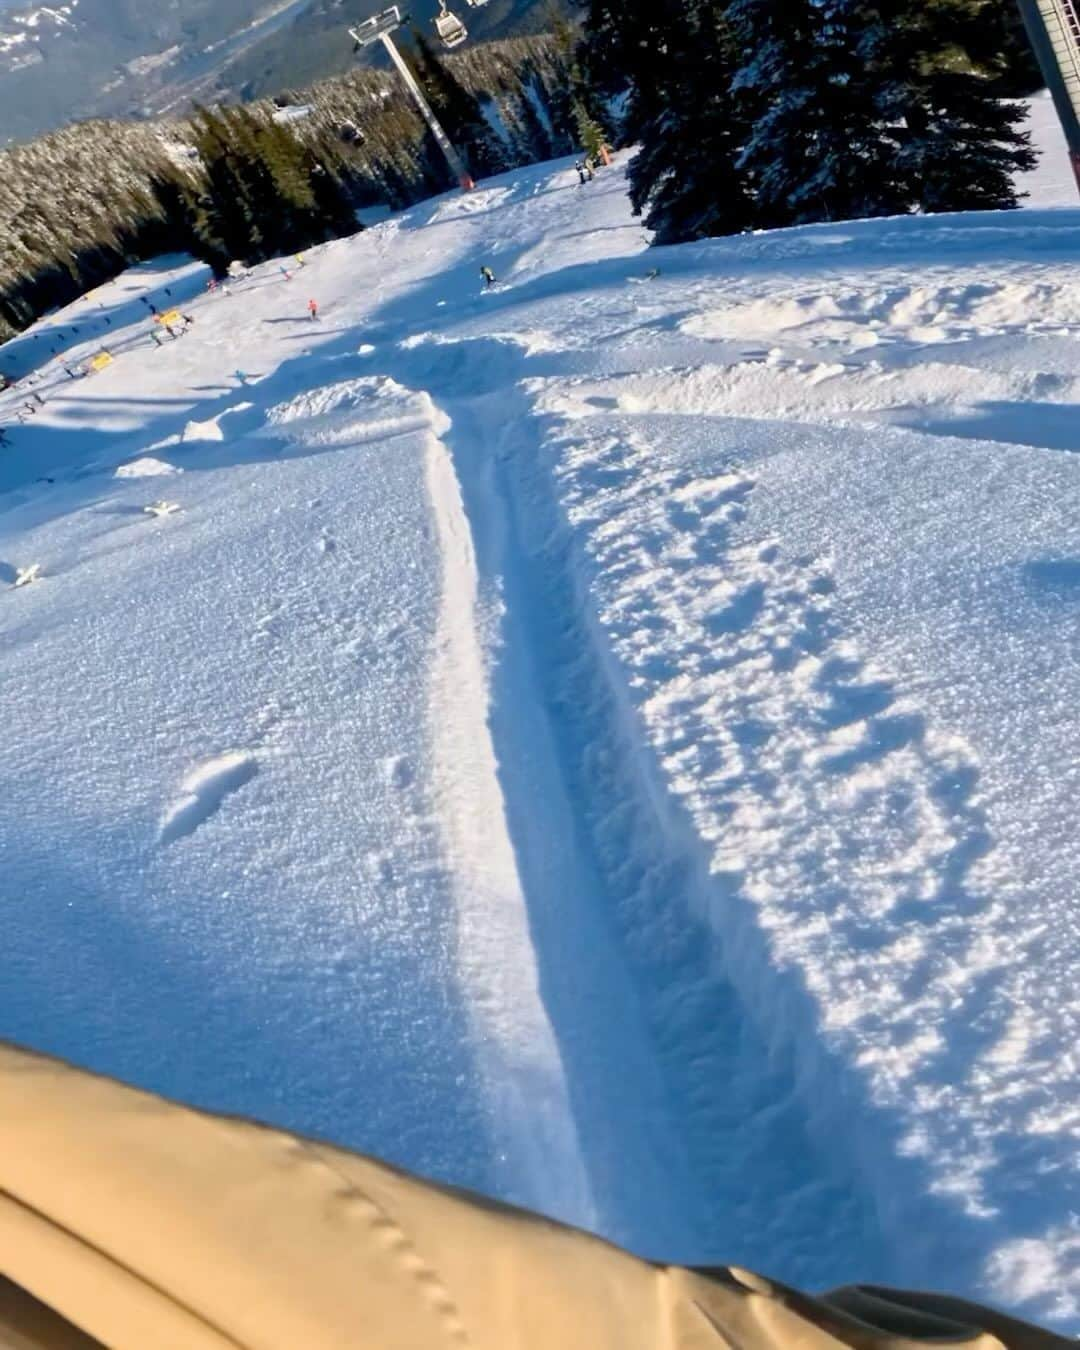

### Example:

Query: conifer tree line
xmin=0 ymin=35 xmax=574 ymax=343
xmin=580 ymin=0 xmax=1039 ymax=244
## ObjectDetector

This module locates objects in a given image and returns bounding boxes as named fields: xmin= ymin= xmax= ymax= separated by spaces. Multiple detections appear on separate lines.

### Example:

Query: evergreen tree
xmin=727 ymin=0 xmax=905 ymax=228
xmin=407 ymin=32 xmax=507 ymax=180
xmin=628 ymin=0 xmax=753 ymax=244
xmin=185 ymin=103 xmax=356 ymax=267
xmin=571 ymin=98 xmax=607 ymax=163
xmin=581 ymin=0 xmax=672 ymax=140
xmin=549 ymin=9 xmax=607 ymax=157
xmin=872 ymin=0 xmax=1037 ymax=212
xmin=188 ymin=105 xmax=258 ymax=263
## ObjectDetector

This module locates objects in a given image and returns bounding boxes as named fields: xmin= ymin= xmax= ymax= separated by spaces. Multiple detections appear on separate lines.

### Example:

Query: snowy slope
xmin=2 ymin=105 xmax=1079 ymax=1327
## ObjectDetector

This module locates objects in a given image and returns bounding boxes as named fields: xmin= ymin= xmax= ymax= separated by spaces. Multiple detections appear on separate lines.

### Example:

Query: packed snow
xmin=1 ymin=99 xmax=1078 ymax=1328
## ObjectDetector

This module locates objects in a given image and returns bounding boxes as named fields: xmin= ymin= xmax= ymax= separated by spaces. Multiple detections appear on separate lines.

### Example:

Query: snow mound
xmin=114 ymin=456 xmax=182 ymax=478
xmin=682 ymin=279 xmax=1080 ymax=348
xmin=159 ymin=752 xmax=258 ymax=846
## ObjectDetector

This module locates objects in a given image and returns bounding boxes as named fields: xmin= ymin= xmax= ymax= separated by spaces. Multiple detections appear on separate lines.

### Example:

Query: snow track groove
xmin=408 ymin=354 xmax=889 ymax=1279
xmin=423 ymin=420 xmax=593 ymax=1225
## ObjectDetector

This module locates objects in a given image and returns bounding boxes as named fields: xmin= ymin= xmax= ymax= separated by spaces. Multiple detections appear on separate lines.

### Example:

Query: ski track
xmin=1 ymin=113 xmax=1078 ymax=1328
xmin=423 ymin=406 xmax=594 ymax=1225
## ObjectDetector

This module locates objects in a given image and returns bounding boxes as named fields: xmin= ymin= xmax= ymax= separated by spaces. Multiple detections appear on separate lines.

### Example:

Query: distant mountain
xmin=0 ymin=0 xmax=561 ymax=145
xmin=220 ymin=0 xmax=559 ymax=105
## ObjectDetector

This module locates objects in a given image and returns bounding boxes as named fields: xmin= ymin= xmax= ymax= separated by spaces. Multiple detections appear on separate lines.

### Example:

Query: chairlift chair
xmin=350 ymin=6 xmax=403 ymax=49
xmin=434 ymin=2 xmax=467 ymax=48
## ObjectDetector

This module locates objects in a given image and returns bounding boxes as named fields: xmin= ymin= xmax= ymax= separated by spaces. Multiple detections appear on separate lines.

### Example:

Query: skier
xmin=308 ymin=299 xmax=319 ymax=321
xmin=480 ymin=265 xmax=496 ymax=289
xmin=295 ymin=253 xmax=307 ymax=269
xmin=150 ymin=330 xmax=166 ymax=348
xmin=235 ymin=370 xmax=248 ymax=386
xmin=280 ymin=265 xmax=293 ymax=282
xmin=583 ymin=157 xmax=596 ymax=181
xmin=575 ymin=162 xmax=587 ymax=185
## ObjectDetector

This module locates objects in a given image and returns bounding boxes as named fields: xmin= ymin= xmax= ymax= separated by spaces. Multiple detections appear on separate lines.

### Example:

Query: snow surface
xmin=1 ymin=103 xmax=1079 ymax=1328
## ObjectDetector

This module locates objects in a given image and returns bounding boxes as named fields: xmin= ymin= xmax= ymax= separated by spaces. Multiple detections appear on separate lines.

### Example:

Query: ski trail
xmin=394 ymin=338 xmax=887 ymax=1273
xmin=424 ymin=417 xmax=594 ymax=1226
xmin=390 ymin=322 xmax=1025 ymax=1292
xmin=431 ymin=386 xmax=707 ymax=1255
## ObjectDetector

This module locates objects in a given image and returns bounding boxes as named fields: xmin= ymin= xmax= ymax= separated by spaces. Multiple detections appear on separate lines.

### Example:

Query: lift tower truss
xmin=1016 ymin=0 xmax=1080 ymax=196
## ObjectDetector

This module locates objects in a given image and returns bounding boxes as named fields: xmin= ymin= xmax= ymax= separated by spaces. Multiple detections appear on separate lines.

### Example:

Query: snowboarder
xmin=308 ymin=299 xmax=319 ymax=321
xmin=480 ymin=265 xmax=496 ymax=289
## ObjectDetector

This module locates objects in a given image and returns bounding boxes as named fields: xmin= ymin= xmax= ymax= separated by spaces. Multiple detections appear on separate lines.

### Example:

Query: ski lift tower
xmin=350 ymin=7 xmax=474 ymax=190
xmin=1016 ymin=0 xmax=1080 ymax=196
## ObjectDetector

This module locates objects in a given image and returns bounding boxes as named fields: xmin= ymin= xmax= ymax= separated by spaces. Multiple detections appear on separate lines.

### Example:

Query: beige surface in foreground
xmin=0 ymin=1042 xmax=1071 ymax=1350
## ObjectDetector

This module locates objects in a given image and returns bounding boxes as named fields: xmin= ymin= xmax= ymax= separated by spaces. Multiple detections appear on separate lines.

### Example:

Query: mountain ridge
xmin=0 ymin=0 xmax=555 ymax=144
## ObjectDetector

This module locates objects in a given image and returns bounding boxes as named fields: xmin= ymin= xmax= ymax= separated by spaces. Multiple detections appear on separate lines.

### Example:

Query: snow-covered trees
xmin=580 ymin=0 xmax=673 ymax=139
xmin=627 ymin=0 xmax=753 ymax=244
xmin=872 ymin=0 xmax=1036 ymax=212
xmin=583 ymin=0 xmax=1039 ymax=244
xmin=184 ymin=104 xmax=356 ymax=269
xmin=729 ymin=0 xmax=905 ymax=227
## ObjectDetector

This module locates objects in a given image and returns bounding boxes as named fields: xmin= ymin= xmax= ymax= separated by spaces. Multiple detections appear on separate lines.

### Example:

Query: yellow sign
xmin=88 ymin=351 xmax=114 ymax=373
